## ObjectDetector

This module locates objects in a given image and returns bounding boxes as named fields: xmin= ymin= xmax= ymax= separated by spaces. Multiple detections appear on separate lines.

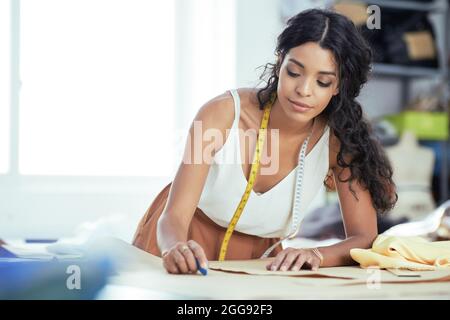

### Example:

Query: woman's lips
xmin=288 ymin=99 xmax=313 ymax=112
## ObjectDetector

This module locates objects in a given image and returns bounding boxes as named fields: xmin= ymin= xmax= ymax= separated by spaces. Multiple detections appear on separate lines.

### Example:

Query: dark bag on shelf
xmin=359 ymin=8 xmax=439 ymax=68
xmin=383 ymin=9 xmax=438 ymax=68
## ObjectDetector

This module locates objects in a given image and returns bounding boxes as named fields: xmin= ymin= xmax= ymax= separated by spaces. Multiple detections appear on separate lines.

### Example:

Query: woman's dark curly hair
xmin=256 ymin=8 xmax=397 ymax=215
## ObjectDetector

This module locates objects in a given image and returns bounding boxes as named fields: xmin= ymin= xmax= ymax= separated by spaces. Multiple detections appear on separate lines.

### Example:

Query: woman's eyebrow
xmin=288 ymin=58 xmax=336 ymax=77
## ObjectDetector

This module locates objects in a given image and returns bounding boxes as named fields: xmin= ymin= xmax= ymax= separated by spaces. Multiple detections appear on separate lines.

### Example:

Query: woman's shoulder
xmin=188 ymin=91 xmax=237 ymax=156
xmin=196 ymin=88 xmax=270 ymax=136
xmin=195 ymin=88 xmax=259 ymax=128
xmin=235 ymin=87 xmax=264 ymax=129
xmin=236 ymin=87 xmax=261 ymax=110
xmin=195 ymin=90 xmax=235 ymax=128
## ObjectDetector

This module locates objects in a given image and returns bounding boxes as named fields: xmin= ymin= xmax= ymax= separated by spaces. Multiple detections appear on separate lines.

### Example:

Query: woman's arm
xmin=157 ymin=91 xmax=235 ymax=273
xmin=268 ymin=130 xmax=378 ymax=271
xmin=317 ymin=166 xmax=378 ymax=267
xmin=317 ymin=131 xmax=378 ymax=267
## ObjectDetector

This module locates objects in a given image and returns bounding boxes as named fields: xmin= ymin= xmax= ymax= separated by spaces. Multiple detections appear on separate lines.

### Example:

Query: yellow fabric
xmin=350 ymin=235 xmax=450 ymax=271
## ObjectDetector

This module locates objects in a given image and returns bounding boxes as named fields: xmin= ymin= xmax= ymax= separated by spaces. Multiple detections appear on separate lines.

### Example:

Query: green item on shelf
xmin=384 ymin=111 xmax=448 ymax=141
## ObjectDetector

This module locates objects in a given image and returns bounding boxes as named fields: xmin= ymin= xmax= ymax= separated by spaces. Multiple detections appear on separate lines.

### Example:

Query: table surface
xmin=94 ymin=238 xmax=450 ymax=300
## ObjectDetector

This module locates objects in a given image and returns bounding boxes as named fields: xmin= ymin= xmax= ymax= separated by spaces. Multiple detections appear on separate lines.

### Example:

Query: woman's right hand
xmin=161 ymin=240 xmax=209 ymax=274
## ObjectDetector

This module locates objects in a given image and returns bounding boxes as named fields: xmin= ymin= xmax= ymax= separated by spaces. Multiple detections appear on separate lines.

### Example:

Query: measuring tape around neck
xmin=217 ymin=95 xmax=316 ymax=261
xmin=217 ymin=97 xmax=273 ymax=261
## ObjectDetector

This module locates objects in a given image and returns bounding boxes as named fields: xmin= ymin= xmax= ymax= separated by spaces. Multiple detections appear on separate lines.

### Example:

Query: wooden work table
xmin=94 ymin=238 xmax=450 ymax=300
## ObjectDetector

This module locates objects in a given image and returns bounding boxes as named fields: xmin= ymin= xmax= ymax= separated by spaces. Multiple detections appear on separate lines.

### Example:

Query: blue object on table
xmin=0 ymin=246 xmax=17 ymax=258
xmin=0 ymin=256 xmax=114 ymax=299
xmin=25 ymin=239 xmax=58 ymax=244
xmin=195 ymin=258 xmax=208 ymax=276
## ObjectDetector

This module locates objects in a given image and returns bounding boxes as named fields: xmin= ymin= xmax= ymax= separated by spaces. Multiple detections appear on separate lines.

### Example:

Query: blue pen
xmin=195 ymin=258 xmax=208 ymax=276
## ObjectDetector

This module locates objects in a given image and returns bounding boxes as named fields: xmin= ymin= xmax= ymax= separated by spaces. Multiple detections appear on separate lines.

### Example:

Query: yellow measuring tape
xmin=218 ymin=94 xmax=275 ymax=261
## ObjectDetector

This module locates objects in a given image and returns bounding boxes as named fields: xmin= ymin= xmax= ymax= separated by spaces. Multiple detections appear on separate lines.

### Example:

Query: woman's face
xmin=276 ymin=42 xmax=339 ymax=121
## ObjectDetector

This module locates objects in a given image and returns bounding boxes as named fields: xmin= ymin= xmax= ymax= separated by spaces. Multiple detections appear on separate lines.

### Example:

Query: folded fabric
xmin=350 ymin=235 xmax=450 ymax=271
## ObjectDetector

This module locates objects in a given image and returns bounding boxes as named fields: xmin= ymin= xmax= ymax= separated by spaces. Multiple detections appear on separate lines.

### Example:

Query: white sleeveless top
xmin=197 ymin=89 xmax=330 ymax=238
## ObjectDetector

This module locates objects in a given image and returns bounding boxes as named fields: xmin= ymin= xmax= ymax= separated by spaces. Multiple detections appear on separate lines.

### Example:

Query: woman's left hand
xmin=266 ymin=247 xmax=322 ymax=272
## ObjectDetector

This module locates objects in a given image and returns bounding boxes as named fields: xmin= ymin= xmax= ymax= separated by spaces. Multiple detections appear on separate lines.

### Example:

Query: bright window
xmin=19 ymin=0 xmax=175 ymax=176
xmin=0 ymin=0 xmax=10 ymax=174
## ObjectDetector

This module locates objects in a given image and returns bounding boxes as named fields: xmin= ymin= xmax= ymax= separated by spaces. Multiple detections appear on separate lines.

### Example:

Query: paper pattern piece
xmin=208 ymin=258 xmax=450 ymax=284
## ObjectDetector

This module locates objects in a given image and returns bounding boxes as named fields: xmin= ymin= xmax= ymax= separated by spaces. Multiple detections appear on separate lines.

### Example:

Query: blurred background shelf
xmin=362 ymin=0 xmax=445 ymax=12
xmin=363 ymin=0 xmax=449 ymax=204
xmin=372 ymin=63 xmax=445 ymax=78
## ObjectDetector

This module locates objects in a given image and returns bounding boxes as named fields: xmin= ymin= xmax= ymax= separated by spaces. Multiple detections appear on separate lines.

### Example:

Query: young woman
xmin=133 ymin=9 xmax=397 ymax=274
